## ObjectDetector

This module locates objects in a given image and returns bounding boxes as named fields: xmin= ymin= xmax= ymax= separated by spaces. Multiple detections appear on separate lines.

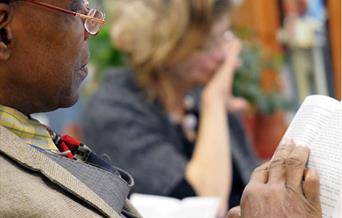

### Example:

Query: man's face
xmin=6 ymin=0 xmax=89 ymax=113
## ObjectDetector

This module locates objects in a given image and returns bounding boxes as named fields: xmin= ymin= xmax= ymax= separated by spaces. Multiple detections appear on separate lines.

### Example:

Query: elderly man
xmin=0 ymin=0 xmax=140 ymax=217
xmin=0 ymin=0 xmax=322 ymax=217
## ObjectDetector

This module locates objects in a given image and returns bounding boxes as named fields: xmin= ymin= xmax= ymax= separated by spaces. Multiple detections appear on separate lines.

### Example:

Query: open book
xmin=281 ymin=95 xmax=342 ymax=218
xmin=130 ymin=193 xmax=220 ymax=218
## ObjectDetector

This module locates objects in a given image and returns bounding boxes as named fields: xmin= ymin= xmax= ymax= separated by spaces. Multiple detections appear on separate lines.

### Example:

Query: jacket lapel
xmin=0 ymin=126 xmax=120 ymax=218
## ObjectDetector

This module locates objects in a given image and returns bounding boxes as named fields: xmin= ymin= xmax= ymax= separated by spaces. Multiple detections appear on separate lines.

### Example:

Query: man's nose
xmin=84 ymin=30 xmax=91 ymax=41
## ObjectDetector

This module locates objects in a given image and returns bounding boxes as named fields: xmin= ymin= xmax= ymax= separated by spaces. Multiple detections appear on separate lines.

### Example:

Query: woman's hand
xmin=202 ymin=38 xmax=242 ymax=109
xmin=187 ymin=36 xmax=242 ymax=211
xmin=186 ymin=39 xmax=242 ymax=206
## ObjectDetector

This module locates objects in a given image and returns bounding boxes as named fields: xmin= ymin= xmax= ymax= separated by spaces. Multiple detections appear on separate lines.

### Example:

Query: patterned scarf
xmin=0 ymin=105 xmax=57 ymax=150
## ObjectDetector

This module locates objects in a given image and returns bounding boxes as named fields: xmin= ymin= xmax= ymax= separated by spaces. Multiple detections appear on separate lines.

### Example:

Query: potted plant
xmin=233 ymin=31 xmax=290 ymax=159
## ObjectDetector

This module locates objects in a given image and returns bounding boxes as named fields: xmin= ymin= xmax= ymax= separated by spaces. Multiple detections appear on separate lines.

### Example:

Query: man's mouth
xmin=78 ymin=64 xmax=88 ymax=78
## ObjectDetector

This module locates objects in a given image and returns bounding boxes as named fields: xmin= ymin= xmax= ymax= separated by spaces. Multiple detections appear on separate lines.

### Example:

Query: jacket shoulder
xmin=0 ymin=153 xmax=104 ymax=217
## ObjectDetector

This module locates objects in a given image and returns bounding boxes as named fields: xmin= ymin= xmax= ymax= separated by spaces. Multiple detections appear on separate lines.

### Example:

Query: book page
xmin=333 ymin=100 xmax=342 ymax=218
xmin=130 ymin=194 xmax=181 ymax=218
xmin=177 ymin=197 xmax=220 ymax=218
xmin=333 ymin=179 xmax=342 ymax=218
xmin=130 ymin=194 xmax=220 ymax=218
xmin=281 ymin=95 xmax=342 ymax=218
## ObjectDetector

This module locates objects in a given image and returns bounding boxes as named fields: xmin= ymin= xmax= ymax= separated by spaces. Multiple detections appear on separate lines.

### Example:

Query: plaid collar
xmin=0 ymin=105 xmax=57 ymax=150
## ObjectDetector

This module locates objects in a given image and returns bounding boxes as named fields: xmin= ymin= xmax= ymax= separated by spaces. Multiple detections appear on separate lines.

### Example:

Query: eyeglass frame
xmin=198 ymin=30 xmax=236 ymax=53
xmin=14 ymin=0 xmax=105 ymax=35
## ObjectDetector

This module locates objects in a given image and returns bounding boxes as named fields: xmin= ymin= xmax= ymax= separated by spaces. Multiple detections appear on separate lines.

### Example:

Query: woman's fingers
xmin=226 ymin=97 xmax=250 ymax=112
xmin=204 ymin=38 xmax=242 ymax=103
xmin=220 ymin=38 xmax=242 ymax=76
xmin=213 ymin=38 xmax=242 ymax=83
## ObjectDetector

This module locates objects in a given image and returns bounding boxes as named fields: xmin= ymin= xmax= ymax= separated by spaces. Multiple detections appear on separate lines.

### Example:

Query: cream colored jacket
xmin=0 ymin=126 xmax=141 ymax=218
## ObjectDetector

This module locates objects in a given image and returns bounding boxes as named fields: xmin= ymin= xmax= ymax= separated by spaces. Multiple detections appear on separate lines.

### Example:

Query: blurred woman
xmin=82 ymin=0 xmax=258 ymax=212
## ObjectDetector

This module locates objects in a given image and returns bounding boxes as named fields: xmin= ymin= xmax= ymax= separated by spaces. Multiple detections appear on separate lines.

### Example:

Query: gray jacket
xmin=82 ymin=70 xmax=259 ymax=202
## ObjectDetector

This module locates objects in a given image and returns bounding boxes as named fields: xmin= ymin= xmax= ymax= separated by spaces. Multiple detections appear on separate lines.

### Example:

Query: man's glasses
xmin=17 ymin=0 xmax=105 ymax=35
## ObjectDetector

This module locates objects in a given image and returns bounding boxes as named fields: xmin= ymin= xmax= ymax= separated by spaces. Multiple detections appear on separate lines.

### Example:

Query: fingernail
xmin=282 ymin=138 xmax=296 ymax=145
xmin=283 ymin=138 xmax=292 ymax=144
xmin=223 ymin=30 xmax=235 ymax=42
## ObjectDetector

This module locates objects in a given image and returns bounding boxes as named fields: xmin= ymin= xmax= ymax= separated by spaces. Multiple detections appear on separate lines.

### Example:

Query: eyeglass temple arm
xmin=77 ymin=13 xmax=105 ymax=24
xmin=24 ymin=0 xmax=77 ymax=16
xmin=24 ymin=0 xmax=105 ymax=24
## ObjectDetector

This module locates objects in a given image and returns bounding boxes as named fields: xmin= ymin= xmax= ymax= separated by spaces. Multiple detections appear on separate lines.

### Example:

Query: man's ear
xmin=0 ymin=3 xmax=13 ymax=61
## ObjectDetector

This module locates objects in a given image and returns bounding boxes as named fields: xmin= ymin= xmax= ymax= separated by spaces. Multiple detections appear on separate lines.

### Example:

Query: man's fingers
xmin=285 ymin=145 xmax=310 ymax=191
xmin=268 ymin=140 xmax=295 ymax=184
xmin=249 ymin=162 xmax=269 ymax=184
xmin=276 ymin=138 xmax=295 ymax=151
xmin=227 ymin=206 xmax=241 ymax=218
xmin=303 ymin=169 xmax=321 ymax=207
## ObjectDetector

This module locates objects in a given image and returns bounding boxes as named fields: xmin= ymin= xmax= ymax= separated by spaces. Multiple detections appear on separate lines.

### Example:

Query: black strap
xmin=169 ymin=178 xmax=196 ymax=199
xmin=86 ymin=152 xmax=135 ymax=187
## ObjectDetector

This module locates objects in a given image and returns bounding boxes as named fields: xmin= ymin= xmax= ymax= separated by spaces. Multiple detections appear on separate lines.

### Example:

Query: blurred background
xmin=35 ymin=0 xmax=341 ymax=161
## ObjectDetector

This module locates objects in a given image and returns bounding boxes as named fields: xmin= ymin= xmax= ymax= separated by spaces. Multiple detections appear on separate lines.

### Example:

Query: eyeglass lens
xmin=85 ymin=9 xmax=105 ymax=35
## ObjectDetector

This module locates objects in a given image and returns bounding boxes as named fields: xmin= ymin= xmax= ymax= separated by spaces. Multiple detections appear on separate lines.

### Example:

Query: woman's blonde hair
xmin=110 ymin=0 xmax=231 ymax=99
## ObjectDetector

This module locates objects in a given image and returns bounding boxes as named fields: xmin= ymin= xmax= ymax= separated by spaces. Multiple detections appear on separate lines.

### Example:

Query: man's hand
xmin=227 ymin=140 xmax=322 ymax=218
